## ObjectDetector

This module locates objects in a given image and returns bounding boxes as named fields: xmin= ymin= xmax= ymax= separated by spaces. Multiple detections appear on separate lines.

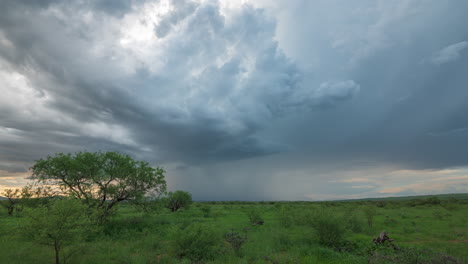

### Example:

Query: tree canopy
xmin=30 ymin=151 xmax=167 ymax=214
xmin=164 ymin=190 xmax=193 ymax=212
xmin=22 ymin=198 xmax=94 ymax=264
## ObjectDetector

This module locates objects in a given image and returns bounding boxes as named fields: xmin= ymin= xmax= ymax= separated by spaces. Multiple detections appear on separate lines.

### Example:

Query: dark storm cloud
xmin=0 ymin=0 xmax=359 ymax=175
xmin=259 ymin=0 xmax=468 ymax=172
xmin=0 ymin=0 xmax=467 ymax=199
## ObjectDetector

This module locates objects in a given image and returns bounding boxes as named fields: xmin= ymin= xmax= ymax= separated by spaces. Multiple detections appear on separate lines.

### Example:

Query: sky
xmin=0 ymin=0 xmax=468 ymax=200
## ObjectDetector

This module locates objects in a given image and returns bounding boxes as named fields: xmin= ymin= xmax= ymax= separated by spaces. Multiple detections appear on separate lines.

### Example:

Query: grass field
xmin=1 ymin=195 xmax=467 ymax=264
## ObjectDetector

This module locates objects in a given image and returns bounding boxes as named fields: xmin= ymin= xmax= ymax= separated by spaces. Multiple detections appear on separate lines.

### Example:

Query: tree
xmin=164 ymin=190 xmax=192 ymax=212
xmin=20 ymin=184 xmax=56 ymax=207
xmin=0 ymin=185 xmax=52 ymax=215
xmin=22 ymin=198 xmax=94 ymax=264
xmin=30 ymin=151 xmax=167 ymax=218
xmin=1 ymin=188 xmax=21 ymax=215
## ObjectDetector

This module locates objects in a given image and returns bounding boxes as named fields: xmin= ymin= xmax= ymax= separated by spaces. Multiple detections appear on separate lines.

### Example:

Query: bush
xmin=425 ymin=196 xmax=441 ymax=205
xmin=170 ymin=224 xmax=220 ymax=262
xmin=246 ymin=208 xmax=264 ymax=225
xmin=224 ymin=228 xmax=248 ymax=255
xmin=345 ymin=213 xmax=363 ymax=233
xmin=132 ymin=197 xmax=164 ymax=213
xmin=200 ymin=205 xmax=211 ymax=217
xmin=310 ymin=208 xmax=345 ymax=247
xmin=163 ymin=190 xmax=193 ymax=212
xmin=363 ymin=206 xmax=377 ymax=227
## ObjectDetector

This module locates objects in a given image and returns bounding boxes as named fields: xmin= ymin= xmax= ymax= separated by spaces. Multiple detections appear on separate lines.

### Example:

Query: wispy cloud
xmin=431 ymin=41 xmax=468 ymax=65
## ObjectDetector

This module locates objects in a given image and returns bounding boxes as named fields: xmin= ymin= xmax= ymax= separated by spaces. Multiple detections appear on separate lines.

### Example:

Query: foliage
xmin=425 ymin=196 xmax=441 ymax=205
xmin=163 ymin=190 xmax=192 ymax=212
xmin=246 ymin=207 xmax=264 ymax=225
xmin=310 ymin=207 xmax=345 ymax=247
xmin=0 ymin=185 xmax=53 ymax=215
xmin=30 ymin=151 xmax=167 ymax=218
xmin=278 ymin=205 xmax=295 ymax=228
xmin=344 ymin=210 xmax=363 ymax=233
xmin=21 ymin=198 xmax=94 ymax=264
xmin=131 ymin=196 xmax=165 ymax=214
xmin=170 ymin=223 xmax=220 ymax=262
xmin=370 ymin=246 xmax=465 ymax=264
xmin=1 ymin=188 xmax=21 ymax=215
xmin=363 ymin=205 xmax=377 ymax=227
xmin=1 ymin=195 xmax=467 ymax=263
xmin=200 ymin=204 xmax=212 ymax=217
xmin=224 ymin=228 xmax=248 ymax=255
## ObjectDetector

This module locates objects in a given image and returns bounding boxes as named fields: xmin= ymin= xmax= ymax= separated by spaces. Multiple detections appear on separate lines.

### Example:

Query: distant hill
xmin=0 ymin=196 xmax=7 ymax=201
xmin=338 ymin=193 xmax=468 ymax=202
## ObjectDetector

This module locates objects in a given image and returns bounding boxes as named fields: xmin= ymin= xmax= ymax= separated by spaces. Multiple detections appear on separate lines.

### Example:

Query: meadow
xmin=1 ymin=195 xmax=467 ymax=264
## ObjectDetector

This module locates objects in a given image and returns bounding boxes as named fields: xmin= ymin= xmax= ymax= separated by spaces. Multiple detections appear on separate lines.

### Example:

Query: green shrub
xmin=21 ymin=199 xmax=95 ymax=264
xmin=170 ymin=224 xmax=220 ymax=262
xmin=246 ymin=208 xmax=264 ymax=225
xmin=363 ymin=206 xmax=377 ymax=227
xmin=345 ymin=213 xmax=363 ymax=233
xmin=310 ymin=208 xmax=345 ymax=247
xmin=224 ymin=228 xmax=248 ymax=255
xmin=425 ymin=196 xmax=441 ymax=205
xmin=200 ymin=205 xmax=211 ymax=217
xmin=163 ymin=190 xmax=193 ymax=212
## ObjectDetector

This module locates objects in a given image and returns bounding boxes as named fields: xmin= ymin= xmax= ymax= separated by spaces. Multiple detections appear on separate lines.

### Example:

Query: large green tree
xmin=30 ymin=151 xmax=167 ymax=216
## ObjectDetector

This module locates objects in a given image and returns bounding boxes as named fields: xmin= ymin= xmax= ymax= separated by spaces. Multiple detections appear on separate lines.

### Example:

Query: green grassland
xmin=1 ymin=196 xmax=467 ymax=264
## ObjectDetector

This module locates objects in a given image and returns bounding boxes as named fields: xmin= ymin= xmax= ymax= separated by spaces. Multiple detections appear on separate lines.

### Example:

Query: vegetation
xmin=30 ymin=151 xmax=166 ymax=219
xmin=246 ymin=207 xmax=264 ymax=225
xmin=363 ymin=205 xmax=377 ymax=227
xmin=1 ymin=152 xmax=467 ymax=263
xmin=224 ymin=228 xmax=248 ymax=255
xmin=21 ymin=199 xmax=94 ymax=264
xmin=0 ymin=188 xmax=22 ymax=215
xmin=0 ymin=185 xmax=53 ymax=215
xmin=170 ymin=223 xmax=220 ymax=262
xmin=163 ymin=190 xmax=193 ymax=212
xmin=0 ymin=196 xmax=467 ymax=263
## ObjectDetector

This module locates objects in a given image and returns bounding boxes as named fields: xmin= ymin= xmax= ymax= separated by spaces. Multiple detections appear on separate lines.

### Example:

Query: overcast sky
xmin=1 ymin=0 xmax=468 ymax=200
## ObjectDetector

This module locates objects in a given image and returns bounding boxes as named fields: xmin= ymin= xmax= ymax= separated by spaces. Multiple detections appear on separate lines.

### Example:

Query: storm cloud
xmin=0 ymin=0 xmax=467 ymax=200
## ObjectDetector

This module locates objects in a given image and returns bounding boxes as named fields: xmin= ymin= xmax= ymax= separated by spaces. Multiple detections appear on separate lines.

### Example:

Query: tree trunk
xmin=54 ymin=240 xmax=60 ymax=264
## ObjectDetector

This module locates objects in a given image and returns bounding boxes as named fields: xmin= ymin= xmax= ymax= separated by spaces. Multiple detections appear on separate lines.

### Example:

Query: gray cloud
xmin=0 ymin=0 xmax=467 ymax=199
xmin=0 ymin=0 xmax=359 ymax=168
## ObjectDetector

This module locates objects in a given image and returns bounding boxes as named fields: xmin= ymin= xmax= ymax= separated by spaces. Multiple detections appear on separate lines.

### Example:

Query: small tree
xmin=20 ymin=184 xmax=56 ymax=207
xmin=1 ymin=188 xmax=21 ymax=215
xmin=164 ymin=191 xmax=192 ymax=212
xmin=22 ymin=198 xmax=94 ymax=264
xmin=0 ymin=185 xmax=52 ymax=215
xmin=30 ymin=151 xmax=167 ymax=219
